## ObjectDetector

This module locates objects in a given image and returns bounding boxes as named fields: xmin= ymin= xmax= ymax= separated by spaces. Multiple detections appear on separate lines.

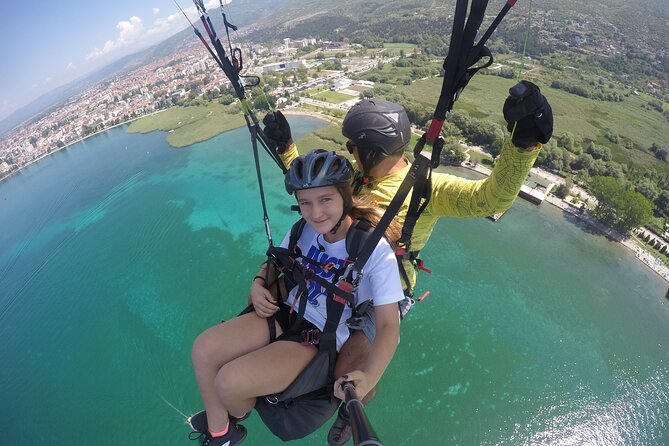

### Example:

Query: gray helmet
xmin=342 ymin=98 xmax=411 ymax=173
xmin=285 ymin=149 xmax=353 ymax=195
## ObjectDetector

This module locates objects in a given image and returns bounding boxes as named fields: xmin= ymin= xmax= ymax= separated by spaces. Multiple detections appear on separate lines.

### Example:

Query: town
xmin=0 ymin=36 xmax=379 ymax=180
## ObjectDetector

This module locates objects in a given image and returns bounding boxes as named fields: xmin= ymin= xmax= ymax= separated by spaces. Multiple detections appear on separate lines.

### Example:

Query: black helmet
xmin=342 ymin=98 xmax=411 ymax=173
xmin=285 ymin=149 xmax=353 ymax=195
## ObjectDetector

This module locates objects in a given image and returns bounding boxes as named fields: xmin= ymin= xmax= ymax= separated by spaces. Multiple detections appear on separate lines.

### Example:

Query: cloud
xmin=66 ymin=62 xmax=77 ymax=72
xmin=86 ymin=16 xmax=145 ymax=61
xmin=84 ymin=2 xmax=226 ymax=64
xmin=144 ymin=2 xmax=214 ymax=40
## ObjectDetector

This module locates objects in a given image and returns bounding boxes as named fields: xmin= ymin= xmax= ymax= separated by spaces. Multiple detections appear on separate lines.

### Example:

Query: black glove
xmin=262 ymin=111 xmax=293 ymax=154
xmin=503 ymin=80 xmax=553 ymax=149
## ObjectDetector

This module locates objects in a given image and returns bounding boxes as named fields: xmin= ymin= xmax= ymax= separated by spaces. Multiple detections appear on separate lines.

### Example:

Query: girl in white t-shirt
xmin=190 ymin=150 xmax=404 ymax=446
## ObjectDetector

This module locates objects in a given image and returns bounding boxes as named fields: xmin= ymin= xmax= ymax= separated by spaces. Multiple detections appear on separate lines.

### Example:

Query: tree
xmin=636 ymin=178 xmax=659 ymax=202
xmin=219 ymin=94 xmax=235 ymax=105
xmin=554 ymin=183 xmax=570 ymax=199
xmin=557 ymin=132 xmax=577 ymax=152
xmin=440 ymin=121 xmax=462 ymax=139
xmin=588 ymin=176 xmax=653 ymax=232
xmin=251 ymin=92 xmax=276 ymax=111
xmin=571 ymin=153 xmax=594 ymax=171
xmin=296 ymin=68 xmax=309 ymax=83
xmin=264 ymin=76 xmax=280 ymax=89
xmin=440 ymin=138 xmax=466 ymax=165
xmin=648 ymin=143 xmax=669 ymax=161
xmin=586 ymin=142 xmax=612 ymax=161
xmin=402 ymin=100 xmax=432 ymax=127
xmin=654 ymin=191 xmax=669 ymax=217
xmin=604 ymin=161 xmax=626 ymax=181
xmin=536 ymin=142 xmax=569 ymax=173
xmin=467 ymin=119 xmax=504 ymax=156
xmin=322 ymin=59 xmax=343 ymax=71
xmin=589 ymin=158 xmax=608 ymax=177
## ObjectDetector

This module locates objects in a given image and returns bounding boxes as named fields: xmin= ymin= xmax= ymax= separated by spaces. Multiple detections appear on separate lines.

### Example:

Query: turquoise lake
xmin=1 ymin=118 xmax=668 ymax=445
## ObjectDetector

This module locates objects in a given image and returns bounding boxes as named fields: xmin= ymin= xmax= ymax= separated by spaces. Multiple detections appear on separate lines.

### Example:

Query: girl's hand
xmin=334 ymin=371 xmax=372 ymax=401
xmin=250 ymin=282 xmax=279 ymax=318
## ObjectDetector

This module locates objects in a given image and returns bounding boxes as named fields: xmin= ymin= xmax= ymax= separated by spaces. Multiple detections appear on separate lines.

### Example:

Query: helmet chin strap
xmin=329 ymin=214 xmax=352 ymax=235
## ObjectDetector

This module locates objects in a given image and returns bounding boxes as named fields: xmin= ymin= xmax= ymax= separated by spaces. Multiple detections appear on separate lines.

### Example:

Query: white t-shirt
xmin=280 ymin=222 xmax=404 ymax=351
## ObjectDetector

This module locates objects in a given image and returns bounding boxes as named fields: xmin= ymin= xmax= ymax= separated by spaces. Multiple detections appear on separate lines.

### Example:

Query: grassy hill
xmin=398 ymin=74 xmax=669 ymax=171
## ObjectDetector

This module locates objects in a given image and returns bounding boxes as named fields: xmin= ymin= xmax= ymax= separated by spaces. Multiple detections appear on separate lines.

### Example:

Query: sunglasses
xmin=346 ymin=140 xmax=356 ymax=154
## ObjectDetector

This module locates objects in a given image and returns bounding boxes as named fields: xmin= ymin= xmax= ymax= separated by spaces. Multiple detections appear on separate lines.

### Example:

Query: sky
xmin=0 ymin=1 xmax=227 ymax=122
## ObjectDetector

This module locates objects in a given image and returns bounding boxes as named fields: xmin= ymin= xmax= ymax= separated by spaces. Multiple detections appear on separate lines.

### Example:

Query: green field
xmin=313 ymin=90 xmax=357 ymax=104
xmin=128 ymin=103 xmax=245 ymax=148
xmin=399 ymin=74 xmax=669 ymax=173
xmin=297 ymin=122 xmax=346 ymax=153
xmin=380 ymin=43 xmax=419 ymax=56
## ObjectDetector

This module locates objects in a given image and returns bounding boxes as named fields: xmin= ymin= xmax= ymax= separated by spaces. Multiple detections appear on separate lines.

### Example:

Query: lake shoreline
xmin=459 ymin=162 xmax=669 ymax=284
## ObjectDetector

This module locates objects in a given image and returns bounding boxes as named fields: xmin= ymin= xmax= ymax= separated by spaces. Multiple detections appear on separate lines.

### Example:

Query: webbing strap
xmin=435 ymin=0 xmax=517 ymax=123
xmin=434 ymin=0 xmax=469 ymax=123
xmin=323 ymin=290 xmax=346 ymax=380
xmin=267 ymin=245 xmax=348 ymax=381
xmin=398 ymin=145 xmax=435 ymax=250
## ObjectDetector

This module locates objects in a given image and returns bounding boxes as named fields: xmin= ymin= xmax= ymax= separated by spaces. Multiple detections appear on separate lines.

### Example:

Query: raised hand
xmin=262 ymin=111 xmax=293 ymax=153
xmin=503 ymin=80 xmax=553 ymax=149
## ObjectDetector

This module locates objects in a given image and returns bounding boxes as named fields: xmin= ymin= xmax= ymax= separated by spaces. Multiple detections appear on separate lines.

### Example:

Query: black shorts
xmin=272 ymin=304 xmax=319 ymax=344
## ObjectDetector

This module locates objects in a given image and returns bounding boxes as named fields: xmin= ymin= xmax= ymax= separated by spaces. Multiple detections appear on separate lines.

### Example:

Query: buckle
xmin=300 ymin=328 xmax=320 ymax=346
xmin=345 ymin=315 xmax=365 ymax=330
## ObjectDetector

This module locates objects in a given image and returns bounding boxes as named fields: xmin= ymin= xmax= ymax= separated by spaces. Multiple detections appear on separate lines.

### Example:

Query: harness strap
xmin=323 ymin=284 xmax=347 ymax=381
xmin=398 ymin=147 xmax=434 ymax=251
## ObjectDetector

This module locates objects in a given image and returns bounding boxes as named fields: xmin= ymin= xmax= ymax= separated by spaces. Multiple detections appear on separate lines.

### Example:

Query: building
xmin=261 ymin=60 xmax=307 ymax=73
xmin=330 ymin=78 xmax=353 ymax=90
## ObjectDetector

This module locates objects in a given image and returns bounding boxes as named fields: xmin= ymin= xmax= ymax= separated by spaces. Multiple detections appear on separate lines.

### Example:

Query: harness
xmin=266 ymin=218 xmax=375 ymax=381
xmin=248 ymin=218 xmax=377 ymax=441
